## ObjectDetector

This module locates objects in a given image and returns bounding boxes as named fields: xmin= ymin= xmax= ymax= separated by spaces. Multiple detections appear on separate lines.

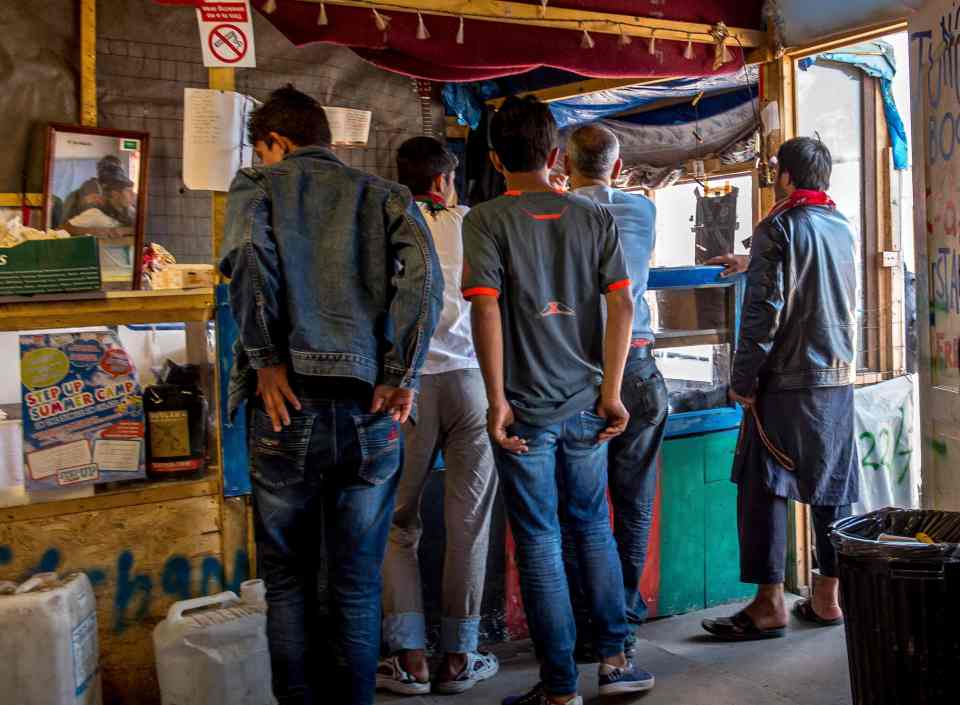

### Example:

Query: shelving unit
xmin=0 ymin=288 xmax=215 ymax=331
xmin=0 ymin=287 xmax=238 ymax=699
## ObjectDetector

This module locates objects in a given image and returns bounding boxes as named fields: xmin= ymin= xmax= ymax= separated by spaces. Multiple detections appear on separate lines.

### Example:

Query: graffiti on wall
xmin=914 ymin=4 xmax=960 ymax=389
xmin=858 ymin=404 xmax=913 ymax=486
xmin=0 ymin=545 xmax=249 ymax=634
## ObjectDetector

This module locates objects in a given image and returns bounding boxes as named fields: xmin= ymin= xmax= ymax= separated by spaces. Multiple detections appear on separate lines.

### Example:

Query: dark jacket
xmin=219 ymin=146 xmax=443 ymax=392
xmin=731 ymin=204 xmax=857 ymax=396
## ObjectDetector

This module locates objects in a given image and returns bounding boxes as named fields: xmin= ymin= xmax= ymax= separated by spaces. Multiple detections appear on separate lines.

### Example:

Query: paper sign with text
xmin=196 ymin=0 xmax=256 ymax=68
xmin=323 ymin=107 xmax=373 ymax=147
xmin=20 ymin=332 xmax=146 ymax=490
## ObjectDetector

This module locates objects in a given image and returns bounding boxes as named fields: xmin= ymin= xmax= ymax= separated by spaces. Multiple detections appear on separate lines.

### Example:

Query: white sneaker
xmin=376 ymin=655 xmax=431 ymax=696
xmin=434 ymin=651 xmax=500 ymax=694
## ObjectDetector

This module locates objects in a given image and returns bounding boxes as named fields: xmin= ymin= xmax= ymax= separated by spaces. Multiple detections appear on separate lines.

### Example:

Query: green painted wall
xmin=658 ymin=429 xmax=754 ymax=616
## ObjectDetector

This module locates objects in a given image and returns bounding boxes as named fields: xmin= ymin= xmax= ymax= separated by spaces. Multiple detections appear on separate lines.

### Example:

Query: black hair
xmin=396 ymin=136 xmax=459 ymax=195
xmin=489 ymin=95 xmax=558 ymax=173
xmin=248 ymin=84 xmax=332 ymax=148
xmin=777 ymin=137 xmax=832 ymax=191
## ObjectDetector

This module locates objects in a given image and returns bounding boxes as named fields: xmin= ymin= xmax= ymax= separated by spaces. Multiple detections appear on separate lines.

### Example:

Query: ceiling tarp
xmin=155 ymin=1 xmax=763 ymax=82
xmin=766 ymin=0 xmax=921 ymax=48
xmin=549 ymin=67 xmax=758 ymax=128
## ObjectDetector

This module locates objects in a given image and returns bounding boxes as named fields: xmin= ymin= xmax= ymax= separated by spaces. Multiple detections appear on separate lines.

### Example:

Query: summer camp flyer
xmin=20 ymin=332 xmax=146 ymax=490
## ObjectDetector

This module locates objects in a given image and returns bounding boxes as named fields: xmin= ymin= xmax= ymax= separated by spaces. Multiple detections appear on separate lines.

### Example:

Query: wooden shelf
xmin=0 ymin=474 xmax=220 ymax=523
xmin=0 ymin=288 xmax=215 ymax=331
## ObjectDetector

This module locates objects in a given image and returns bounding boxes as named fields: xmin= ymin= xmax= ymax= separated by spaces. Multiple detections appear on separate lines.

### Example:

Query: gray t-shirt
xmin=462 ymin=190 xmax=630 ymax=426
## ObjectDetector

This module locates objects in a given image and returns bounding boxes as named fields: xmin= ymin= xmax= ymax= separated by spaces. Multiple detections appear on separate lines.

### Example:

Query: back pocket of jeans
xmin=626 ymin=372 xmax=669 ymax=426
xmin=352 ymin=413 xmax=401 ymax=485
xmin=251 ymin=410 xmax=315 ymax=489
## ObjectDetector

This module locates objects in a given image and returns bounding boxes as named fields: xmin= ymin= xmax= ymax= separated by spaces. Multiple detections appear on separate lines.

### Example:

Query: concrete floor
xmin=376 ymin=596 xmax=852 ymax=705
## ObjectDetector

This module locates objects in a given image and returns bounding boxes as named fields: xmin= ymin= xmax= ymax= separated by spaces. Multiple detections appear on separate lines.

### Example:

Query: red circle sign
xmin=208 ymin=23 xmax=248 ymax=64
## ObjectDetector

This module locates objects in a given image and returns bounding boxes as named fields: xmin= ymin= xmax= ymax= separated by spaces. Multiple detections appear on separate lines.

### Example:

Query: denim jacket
xmin=219 ymin=146 xmax=443 ymax=408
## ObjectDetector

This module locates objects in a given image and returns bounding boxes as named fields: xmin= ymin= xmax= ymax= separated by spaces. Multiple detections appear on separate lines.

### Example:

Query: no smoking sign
xmin=209 ymin=24 xmax=247 ymax=64
xmin=196 ymin=0 xmax=256 ymax=68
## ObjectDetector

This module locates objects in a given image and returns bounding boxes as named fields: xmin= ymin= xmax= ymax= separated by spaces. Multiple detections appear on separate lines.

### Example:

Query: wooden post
xmin=208 ymin=68 xmax=236 ymax=260
xmin=80 ymin=0 xmax=97 ymax=127
xmin=206 ymin=66 xmax=253 ymax=580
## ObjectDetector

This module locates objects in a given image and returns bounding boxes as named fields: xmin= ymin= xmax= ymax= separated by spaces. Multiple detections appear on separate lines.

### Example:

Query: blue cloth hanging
xmin=799 ymin=41 xmax=909 ymax=170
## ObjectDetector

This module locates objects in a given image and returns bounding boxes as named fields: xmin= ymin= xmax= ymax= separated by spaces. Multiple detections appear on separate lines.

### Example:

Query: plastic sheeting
xmin=549 ymin=68 xmax=759 ymax=129
xmin=765 ymin=0 xmax=919 ymax=50
xmin=589 ymin=98 xmax=759 ymax=186
xmin=852 ymin=375 xmax=920 ymax=515
xmin=799 ymin=41 xmax=909 ymax=170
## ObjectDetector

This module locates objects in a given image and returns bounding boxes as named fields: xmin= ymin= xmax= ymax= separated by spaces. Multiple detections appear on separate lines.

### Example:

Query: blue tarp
xmin=613 ymin=85 xmax=758 ymax=127
xmin=442 ymin=68 xmax=759 ymax=131
xmin=799 ymin=41 xmax=909 ymax=170
xmin=548 ymin=69 xmax=758 ymax=129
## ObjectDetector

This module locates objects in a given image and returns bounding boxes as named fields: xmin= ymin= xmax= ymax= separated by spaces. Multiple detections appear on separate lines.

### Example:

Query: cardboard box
xmin=150 ymin=264 xmax=216 ymax=290
xmin=0 ymin=237 xmax=101 ymax=295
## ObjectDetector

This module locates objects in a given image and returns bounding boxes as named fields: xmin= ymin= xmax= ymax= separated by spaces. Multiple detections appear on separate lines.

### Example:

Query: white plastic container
xmin=153 ymin=580 xmax=276 ymax=705
xmin=0 ymin=572 xmax=102 ymax=705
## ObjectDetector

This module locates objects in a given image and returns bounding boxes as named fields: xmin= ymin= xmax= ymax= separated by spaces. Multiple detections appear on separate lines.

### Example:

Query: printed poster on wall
xmin=20 ymin=332 xmax=146 ymax=490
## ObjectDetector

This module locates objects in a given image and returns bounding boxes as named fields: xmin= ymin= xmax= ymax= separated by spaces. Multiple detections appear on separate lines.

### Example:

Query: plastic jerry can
xmin=0 ymin=572 xmax=102 ymax=705
xmin=153 ymin=580 xmax=276 ymax=705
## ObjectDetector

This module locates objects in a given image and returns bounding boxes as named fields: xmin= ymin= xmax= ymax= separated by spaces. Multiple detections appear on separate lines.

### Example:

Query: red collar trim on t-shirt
xmin=415 ymin=193 xmax=447 ymax=206
xmin=504 ymin=189 xmax=566 ymax=197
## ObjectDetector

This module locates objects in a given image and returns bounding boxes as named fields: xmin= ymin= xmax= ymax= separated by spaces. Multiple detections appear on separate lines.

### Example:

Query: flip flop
xmin=702 ymin=610 xmax=787 ymax=641
xmin=792 ymin=599 xmax=843 ymax=627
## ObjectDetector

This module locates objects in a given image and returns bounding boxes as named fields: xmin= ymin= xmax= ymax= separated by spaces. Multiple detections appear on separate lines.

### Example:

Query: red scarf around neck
xmin=767 ymin=189 xmax=836 ymax=220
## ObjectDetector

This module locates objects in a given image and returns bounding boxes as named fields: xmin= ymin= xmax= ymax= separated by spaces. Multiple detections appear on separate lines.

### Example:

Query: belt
xmin=629 ymin=339 xmax=654 ymax=360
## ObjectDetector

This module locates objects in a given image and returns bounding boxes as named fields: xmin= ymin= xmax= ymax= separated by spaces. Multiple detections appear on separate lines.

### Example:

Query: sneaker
xmin=503 ymin=683 xmax=583 ymax=705
xmin=434 ymin=651 xmax=500 ymax=694
xmin=376 ymin=655 xmax=430 ymax=696
xmin=598 ymin=661 xmax=655 ymax=696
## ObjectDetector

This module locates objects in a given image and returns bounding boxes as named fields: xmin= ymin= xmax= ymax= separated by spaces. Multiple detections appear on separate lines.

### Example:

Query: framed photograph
xmin=43 ymin=124 xmax=150 ymax=290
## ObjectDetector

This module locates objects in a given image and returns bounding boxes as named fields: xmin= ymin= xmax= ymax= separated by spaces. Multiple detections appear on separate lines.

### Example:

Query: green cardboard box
xmin=0 ymin=237 xmax=101 ymax=295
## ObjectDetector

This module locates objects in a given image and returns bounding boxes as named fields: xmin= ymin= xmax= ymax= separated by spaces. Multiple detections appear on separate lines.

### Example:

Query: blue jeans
xmin=250 ymin=395 xmax=401 ymax=705
xmin=495 ymin=408 xmax=629 ymax=696
xmin=564 ymin=355 xmax=669 ymax=630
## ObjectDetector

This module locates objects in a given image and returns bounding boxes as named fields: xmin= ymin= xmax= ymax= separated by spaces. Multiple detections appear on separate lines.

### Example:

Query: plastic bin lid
xmin=831 ymin=508 xmax=960 ymax=561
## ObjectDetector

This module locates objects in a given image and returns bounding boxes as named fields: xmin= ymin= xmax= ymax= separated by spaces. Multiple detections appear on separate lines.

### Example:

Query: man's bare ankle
xmin=601 ymin=652 xmax=627 ymax=669
xmin=398 ymin=650 xmax=428 ymax=679
xmin=441 ymin=652 xmax=467 ymax=677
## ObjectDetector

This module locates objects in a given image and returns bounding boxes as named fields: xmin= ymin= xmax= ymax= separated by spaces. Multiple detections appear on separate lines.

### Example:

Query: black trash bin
xmin=832 ymin=508 xmax=960 ymax=705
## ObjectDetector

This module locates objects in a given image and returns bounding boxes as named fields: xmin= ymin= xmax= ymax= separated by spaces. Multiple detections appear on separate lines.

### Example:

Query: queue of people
xmin=219 ymin=84 xmax=858 ymax=705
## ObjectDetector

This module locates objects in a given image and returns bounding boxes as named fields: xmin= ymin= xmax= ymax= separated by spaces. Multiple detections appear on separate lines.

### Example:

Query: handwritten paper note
xmin=323 ymin=107 xmax=373 ymax=147
xmin=183 ymin=88 xmax=258 ymax=192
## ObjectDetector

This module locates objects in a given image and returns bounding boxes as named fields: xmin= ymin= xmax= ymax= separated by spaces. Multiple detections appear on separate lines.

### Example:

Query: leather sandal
xmin=702 ymin=610 xmax=787 ymax=641
xmin=792 ymin=599 xmax=843 ymax=627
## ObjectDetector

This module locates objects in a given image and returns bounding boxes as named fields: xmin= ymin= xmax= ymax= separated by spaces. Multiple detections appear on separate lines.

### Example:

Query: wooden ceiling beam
xmin=486 ymin=76 xmax=680 ymax=107
xmin=302 ymin=0 xmax=766 ymax=47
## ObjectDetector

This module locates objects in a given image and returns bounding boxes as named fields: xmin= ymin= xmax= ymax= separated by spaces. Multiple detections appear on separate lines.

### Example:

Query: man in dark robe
xmin=703 ymin=137 xmax=859 ymax=640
